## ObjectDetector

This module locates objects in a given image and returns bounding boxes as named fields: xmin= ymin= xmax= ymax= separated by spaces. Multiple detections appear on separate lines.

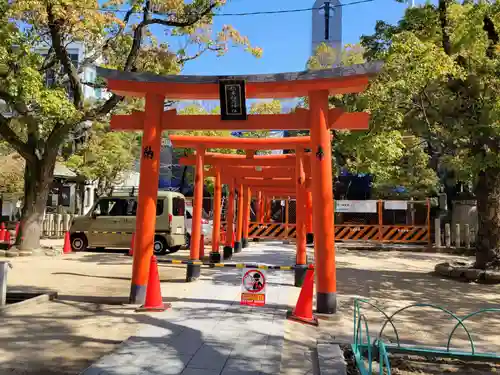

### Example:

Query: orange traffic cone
xmin=136 ymin=255 xmax=171 ymax=312
xmin=200 ymin=235 xmax=205 ymax=258
xmin=4 ymin=230 xmax=11 ymax=249
xmin=128 ymin=232 xmax=135 ymax=256
xmin=63 ymin=231 xmax=71 ymax=254
xmin=0 ymin=223 xmax=5 ymax=242
xmin=287 ymin=266 xmax=318 ymax=326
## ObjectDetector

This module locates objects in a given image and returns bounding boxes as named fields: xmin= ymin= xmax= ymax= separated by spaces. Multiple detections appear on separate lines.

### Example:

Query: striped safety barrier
xmin=334 ymin=225 xmax=430 ymax=243
xmin=248 ymin=223 xmax=296 ymax=239
xmin=156 ymin=258 xmax=312 ymax=270
xmin=73 ymin=230 xmax=169 ymax=235
xmin=380 ymin=226 xmax=429 ymax=243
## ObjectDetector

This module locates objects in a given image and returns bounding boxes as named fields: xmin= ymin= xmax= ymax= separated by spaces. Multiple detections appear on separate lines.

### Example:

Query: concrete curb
xmin=0 ymin=291 xmax=58 ymax=314
xmin=317 ymin=341 xmax=348 ymax=375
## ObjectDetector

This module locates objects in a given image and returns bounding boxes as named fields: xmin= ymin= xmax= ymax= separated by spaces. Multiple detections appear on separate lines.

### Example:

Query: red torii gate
xmin=98 ymin=64 xmax=379 ymax=314
xmin=170 ymin=135 xmax=313 ymax=283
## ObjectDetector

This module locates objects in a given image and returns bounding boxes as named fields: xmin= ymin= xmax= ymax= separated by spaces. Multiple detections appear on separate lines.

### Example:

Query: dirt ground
xmin=2 ymin=244 xmax=500 ymax=375
xmin=1 ymin=248 xmax=190 ymax=375
xmin=283 ymin=248 xmax=500 ymax=375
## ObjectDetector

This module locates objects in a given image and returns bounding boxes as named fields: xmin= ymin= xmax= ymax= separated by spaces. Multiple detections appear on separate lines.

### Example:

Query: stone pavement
xmin=80 ymin=241 xmax=300 ymax=375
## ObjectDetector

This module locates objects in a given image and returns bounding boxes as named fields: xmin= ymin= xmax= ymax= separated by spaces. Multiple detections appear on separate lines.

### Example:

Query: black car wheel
xmin=70 ymin=233 xmax=88 ymax=252
xmin=184 ymin=232 xmax=191 ymax=249
xmin=153 ymin=235 xmax=168 ymax=255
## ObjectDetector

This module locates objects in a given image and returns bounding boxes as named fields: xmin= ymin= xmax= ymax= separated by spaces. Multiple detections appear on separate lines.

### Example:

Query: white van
xmin=70 ymin=191 xmax=186 ymax=255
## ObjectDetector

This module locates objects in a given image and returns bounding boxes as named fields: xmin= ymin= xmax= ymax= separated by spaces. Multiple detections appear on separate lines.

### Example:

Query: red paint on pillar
xmin=225 ymin=178 xmax=235 ymax=248
xmin=212 ymin=167 xmax=222 ymax=253
xmin=130 ymin=93 xmax=164 ymax=304
xmin=235 ymin=184 xmax=244 ymax=243
xmin=256 ymin=191 xmax=262 ymax=224
xmin=305 ymin=191 xmax=313 ymax=233
xmin=295 ymin=149 xmax=307 ymax=265
xmin=190 ymin=147 xmax=205 ymax=260
xmin=242 ymin=186 xmax=251 ymax=241
xmin=309 ymin=89 xmax=336 ymax=313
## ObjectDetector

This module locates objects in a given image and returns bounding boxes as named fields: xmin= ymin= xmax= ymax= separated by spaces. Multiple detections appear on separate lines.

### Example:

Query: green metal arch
xmin=378 ymin=303 xmax=475 ymax=353
xmin=447 ymin=308 xmax=500 ymax=352
xmin=355 ymin=299 xmax=401 ymax=345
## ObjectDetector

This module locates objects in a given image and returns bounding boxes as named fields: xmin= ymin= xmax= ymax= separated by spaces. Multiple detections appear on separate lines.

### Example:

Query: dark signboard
xmin=219 ymin=79 xmax=247 ymax=121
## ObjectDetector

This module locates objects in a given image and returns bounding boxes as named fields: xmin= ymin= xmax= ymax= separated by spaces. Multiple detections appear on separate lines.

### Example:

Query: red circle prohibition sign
xmin=242 ymin=270 xmax=266 ymax=293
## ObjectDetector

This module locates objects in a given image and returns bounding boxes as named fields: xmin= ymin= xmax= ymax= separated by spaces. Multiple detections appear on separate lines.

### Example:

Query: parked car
xmin=70 ymin=191 xmax=187 ymax=255
xmin=184 ymin=205 xmax=213 ymax=248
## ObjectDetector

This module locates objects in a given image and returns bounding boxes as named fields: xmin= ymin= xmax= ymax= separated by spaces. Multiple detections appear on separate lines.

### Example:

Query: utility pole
xmin=324 ymin=1 xmax=330 ymax=41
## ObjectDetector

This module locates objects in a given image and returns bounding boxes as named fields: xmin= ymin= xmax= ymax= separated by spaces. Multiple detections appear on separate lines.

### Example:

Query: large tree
xmin=360 ymin=1 xmax=500 ymax=268
xmin=0 ymin=0 xmax=260 ymax=250
xmin=305 ymin=42 xmax=439 ymax=199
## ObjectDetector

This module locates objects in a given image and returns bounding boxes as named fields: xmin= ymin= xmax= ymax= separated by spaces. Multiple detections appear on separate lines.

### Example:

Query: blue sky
xmin=161 ymin=0 xmax=411 ymax=109
xmin=176 ymin=0 xmax=411 ymax=76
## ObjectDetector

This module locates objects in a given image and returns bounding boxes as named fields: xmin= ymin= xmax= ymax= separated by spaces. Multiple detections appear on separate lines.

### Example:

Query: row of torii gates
xmin=99 ymin=63 xmax=380 ymax=314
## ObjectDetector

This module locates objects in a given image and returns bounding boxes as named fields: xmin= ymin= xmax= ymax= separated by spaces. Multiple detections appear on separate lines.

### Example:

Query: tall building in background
xmin=311 ymin=0 xmax=342 ymax=60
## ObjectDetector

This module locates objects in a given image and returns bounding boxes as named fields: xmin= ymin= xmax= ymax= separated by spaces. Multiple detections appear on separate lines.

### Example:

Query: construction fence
xmin=222 ymin=199 xmax=431 ymax=244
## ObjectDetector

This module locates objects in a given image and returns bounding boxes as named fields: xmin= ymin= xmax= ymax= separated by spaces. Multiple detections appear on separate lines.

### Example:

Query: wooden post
xmin=234 ymin=183 xmax=244 ymax=253
xmin=378 ymin=200 xmax=383 ymax=242
xmin=130 ymin=93 xmax=164 ymax=304
xmin=464 ymin=224 xmax=471 ymax=249
xmin=434 ymin=218 xmax=441 ymax=248
xmin=242 ymin=186 xmax=251 ymax=248
xmin=210 ymin=167 xmax=222 ymax=262
xmin=295 ymin=149 xmax=307 ymax=287
xmin=445 ymin=223 xmax=451 ymax=248
xmin=186 ymin=146 xmax=205 ymax=281
xmin=426 ymin=198 xmax=431 ymax=245
xmin=454 ymin=223 xmax=461 ymax=248
xmin=223 ymin=178 xmax=235 ymax=259
xmin=309 ymin=90 xmax=336 ymax=314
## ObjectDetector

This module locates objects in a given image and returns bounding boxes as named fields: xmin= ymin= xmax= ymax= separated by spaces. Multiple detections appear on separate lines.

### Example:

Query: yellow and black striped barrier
xmin=73 ymin=230 xmax=170 ymax=235
xmin=156 ymin=258 xmax=312 ymax=270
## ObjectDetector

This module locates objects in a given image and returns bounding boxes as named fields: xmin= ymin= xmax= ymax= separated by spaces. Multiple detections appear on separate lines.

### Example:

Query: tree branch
xmin=0 ymin=114 xmax=35 ymax=163
xmin=46 ymin=2 xmax=84 ymax=110
xmin=483 ymin=15 xmax=499 ymax=59
xmin=438 ymin=0 xmax=452 ymax=56
xmin=77 ymin=7 xmax=136 ymax=74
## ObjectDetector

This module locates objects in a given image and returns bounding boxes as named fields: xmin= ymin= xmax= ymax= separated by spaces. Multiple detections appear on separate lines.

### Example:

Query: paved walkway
xmin=81 ymin=242 xmax=300 ymax=375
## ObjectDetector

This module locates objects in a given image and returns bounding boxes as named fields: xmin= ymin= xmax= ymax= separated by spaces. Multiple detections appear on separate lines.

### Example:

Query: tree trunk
xmin=474 ymin=167 xmax=500 ymax=269
xmin=18 ymin=153 xmax=57 ymax=251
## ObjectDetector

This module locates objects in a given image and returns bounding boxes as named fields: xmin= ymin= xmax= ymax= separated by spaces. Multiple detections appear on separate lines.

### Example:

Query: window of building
xmin=172 ymin=197 xmax=185 ymax=216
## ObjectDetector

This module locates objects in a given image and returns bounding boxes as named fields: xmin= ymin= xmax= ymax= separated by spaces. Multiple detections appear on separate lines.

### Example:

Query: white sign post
xmin=240 ymin=268 xmax=266 ymax=306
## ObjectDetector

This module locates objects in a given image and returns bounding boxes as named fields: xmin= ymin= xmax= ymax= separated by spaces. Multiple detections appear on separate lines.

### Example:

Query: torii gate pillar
xmin=209 ymin=167 xmax=222 ymax=263
xmin=294 ymin=149 xmax=308 ymax=287
xmin=223 ymin=178 xmax=236 ymax=259
xmin=309 ymin=90 xmax=337 ymax=314
xmin=186 ymin=147 xmax=205 ymax=281
xmin=130 ymin=94 xmax=164 ymax=304
xmin=234 ymin=183 xmax=244 ymax=253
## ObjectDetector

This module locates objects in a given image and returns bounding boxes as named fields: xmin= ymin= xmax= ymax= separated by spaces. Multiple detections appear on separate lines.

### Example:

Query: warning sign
xmin=240 ymin=268 xmax=266 ymax=307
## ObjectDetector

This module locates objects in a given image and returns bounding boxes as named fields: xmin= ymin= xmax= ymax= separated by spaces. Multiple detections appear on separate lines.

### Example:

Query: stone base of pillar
xmin=306 ymin=233 xmax=314 ymax=245
xmin=233 ymin=241 xmax=242 ymax=253
xmin=129 ymin=283 xmax=146 ymax=305
xmin=223 ymin=246 xmax=233 ymax=260
xmin=186 ymin=263 xmax=201 ymax=282
xmin=294 ymin=267 xmax=307 ymax=287
xmin=317 ymin=292 xmax=337 ymax=314
xmin=242 ymin=238 xmax=248 ymax=248
xmin=209 ymin=252 xmax=221 ymax=263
